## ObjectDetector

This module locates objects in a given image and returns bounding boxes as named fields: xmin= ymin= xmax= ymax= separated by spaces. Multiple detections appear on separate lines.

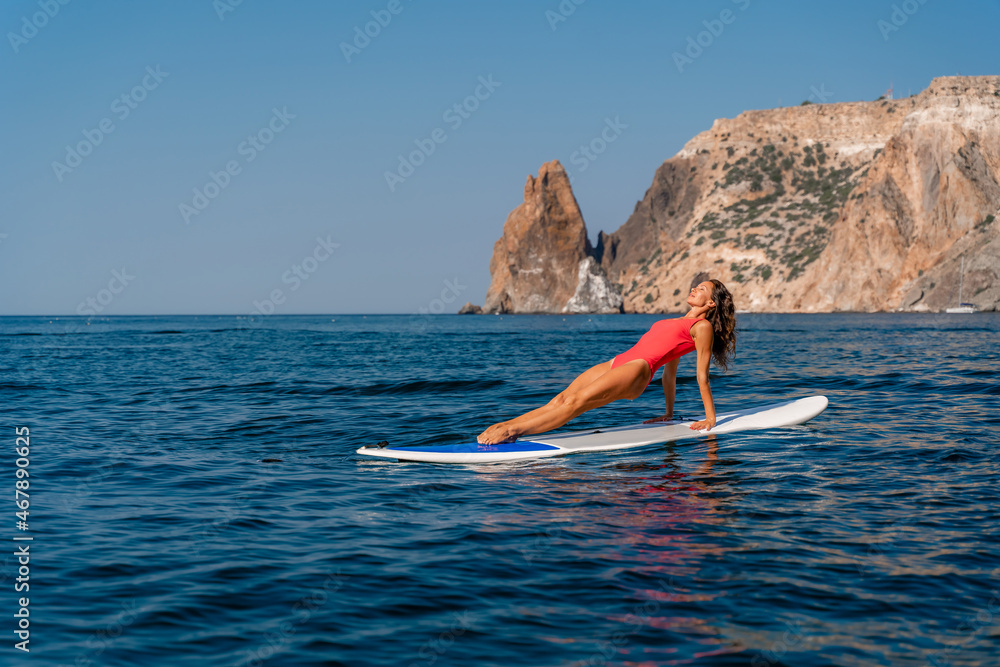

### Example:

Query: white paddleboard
xmin=357 ymin=395 xmax=828 ymax=464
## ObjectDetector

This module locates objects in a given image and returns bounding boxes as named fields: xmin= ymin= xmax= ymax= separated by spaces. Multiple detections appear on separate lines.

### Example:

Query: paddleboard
xmin=357 ymin=395 xmax=828 ymax=464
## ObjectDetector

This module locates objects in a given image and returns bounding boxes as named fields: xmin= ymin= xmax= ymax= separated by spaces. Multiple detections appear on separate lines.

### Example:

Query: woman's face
xmin=686 ymin=281 xmax=716 ymax=309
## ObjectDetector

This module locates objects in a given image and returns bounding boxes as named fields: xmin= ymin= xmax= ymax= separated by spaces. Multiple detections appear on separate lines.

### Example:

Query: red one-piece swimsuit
xmin=610 ymin=317 xmax=707 ymax=387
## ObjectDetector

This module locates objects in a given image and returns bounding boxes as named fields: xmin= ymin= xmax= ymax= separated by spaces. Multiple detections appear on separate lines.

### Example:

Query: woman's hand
xmin=690 ymin=417 xmax=716 ymax=431
xmin=642 ymin=414 xmax=675 ymax=423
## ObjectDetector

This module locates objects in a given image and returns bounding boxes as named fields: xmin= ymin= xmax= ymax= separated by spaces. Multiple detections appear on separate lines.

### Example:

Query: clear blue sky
xmin=2 ymin=0 xmax=997 ymax=315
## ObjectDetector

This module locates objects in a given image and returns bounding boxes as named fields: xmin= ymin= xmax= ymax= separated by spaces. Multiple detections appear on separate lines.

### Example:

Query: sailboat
xmin=945 ymin=256 xmax=979 ymax=313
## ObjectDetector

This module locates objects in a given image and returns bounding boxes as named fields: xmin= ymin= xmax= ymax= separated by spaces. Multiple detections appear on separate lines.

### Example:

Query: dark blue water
xmin=1 ymin=313 xmax=998 ymax=667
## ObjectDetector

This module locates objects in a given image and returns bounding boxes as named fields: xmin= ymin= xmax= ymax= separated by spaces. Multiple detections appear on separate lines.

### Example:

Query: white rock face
xmin=562 ymin=257 xmax=624 ymax=314
xmin=483 ymin=160 xmax=617 ymax=314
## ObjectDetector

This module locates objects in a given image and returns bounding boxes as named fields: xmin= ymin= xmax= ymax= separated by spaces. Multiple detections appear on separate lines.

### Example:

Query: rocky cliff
xmin=794 ymin=77 xmax=1000 ymax=312
xmin=482 ymin=160 xmax=623 ymax=314
xmin=477 ymin=75 xmax=1000 ymax=314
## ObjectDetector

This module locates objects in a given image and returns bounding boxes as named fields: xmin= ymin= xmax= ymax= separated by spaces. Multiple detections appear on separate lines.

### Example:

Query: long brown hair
xmin=705 ymin=278 xmax=737 ymax=371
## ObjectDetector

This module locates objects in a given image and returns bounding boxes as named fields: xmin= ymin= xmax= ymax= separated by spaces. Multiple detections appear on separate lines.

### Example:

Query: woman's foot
xmin=477 ymin=422 xmax=521 ymax=445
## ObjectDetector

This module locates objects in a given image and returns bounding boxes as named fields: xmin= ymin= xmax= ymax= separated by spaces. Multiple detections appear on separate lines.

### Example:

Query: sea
xmin=1 ymin=312 xmax=997 ymax=667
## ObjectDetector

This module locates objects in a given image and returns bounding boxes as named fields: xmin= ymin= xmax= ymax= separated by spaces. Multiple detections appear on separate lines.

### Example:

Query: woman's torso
xmin=622 ymin=316 xmax=706 ymax=374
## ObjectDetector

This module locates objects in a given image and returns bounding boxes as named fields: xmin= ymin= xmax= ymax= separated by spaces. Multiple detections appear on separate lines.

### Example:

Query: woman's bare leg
xmin=477 ymin=359 xmax=650 ymax=444
xmin=495 ymin=359 xmax=615 ymax=425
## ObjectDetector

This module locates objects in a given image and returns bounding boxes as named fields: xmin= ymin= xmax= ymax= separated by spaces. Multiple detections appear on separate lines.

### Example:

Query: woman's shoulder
xmin=690 ymin=318 xmax=713 ymax=336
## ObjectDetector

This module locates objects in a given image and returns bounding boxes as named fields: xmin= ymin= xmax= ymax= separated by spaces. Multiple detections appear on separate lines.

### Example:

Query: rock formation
xmin=795 ymin=77 xmax=1000 ymax=312
xmin=598 ymin=75 xmax=1000 ymax=312
xmin=480 ymin=76 xmax=1000 ymax=313
xmin=482 ymin=160 xmax=623 ymax=314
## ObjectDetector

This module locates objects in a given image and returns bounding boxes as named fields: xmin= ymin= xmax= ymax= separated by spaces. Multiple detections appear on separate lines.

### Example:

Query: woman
xmin=476 ymin=279 xmax=737 ymax=445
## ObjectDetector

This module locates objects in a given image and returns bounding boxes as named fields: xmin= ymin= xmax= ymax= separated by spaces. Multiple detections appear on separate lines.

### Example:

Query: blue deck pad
xmin=389 ymin=441 xmax=561 ymax=454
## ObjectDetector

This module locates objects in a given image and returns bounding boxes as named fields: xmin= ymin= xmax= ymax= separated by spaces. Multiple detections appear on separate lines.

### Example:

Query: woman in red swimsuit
xmin=477 ymin=278 xmax=737 ymax=445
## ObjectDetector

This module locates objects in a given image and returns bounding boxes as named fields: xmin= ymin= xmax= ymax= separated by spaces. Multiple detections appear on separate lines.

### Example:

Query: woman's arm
xmin=662 ymin=358 xmax=678 ymax=417
xmin=690 ymin=321 xmax=716 ymax=431
xmin=642 ymin=358 xmax=679 ymax=423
